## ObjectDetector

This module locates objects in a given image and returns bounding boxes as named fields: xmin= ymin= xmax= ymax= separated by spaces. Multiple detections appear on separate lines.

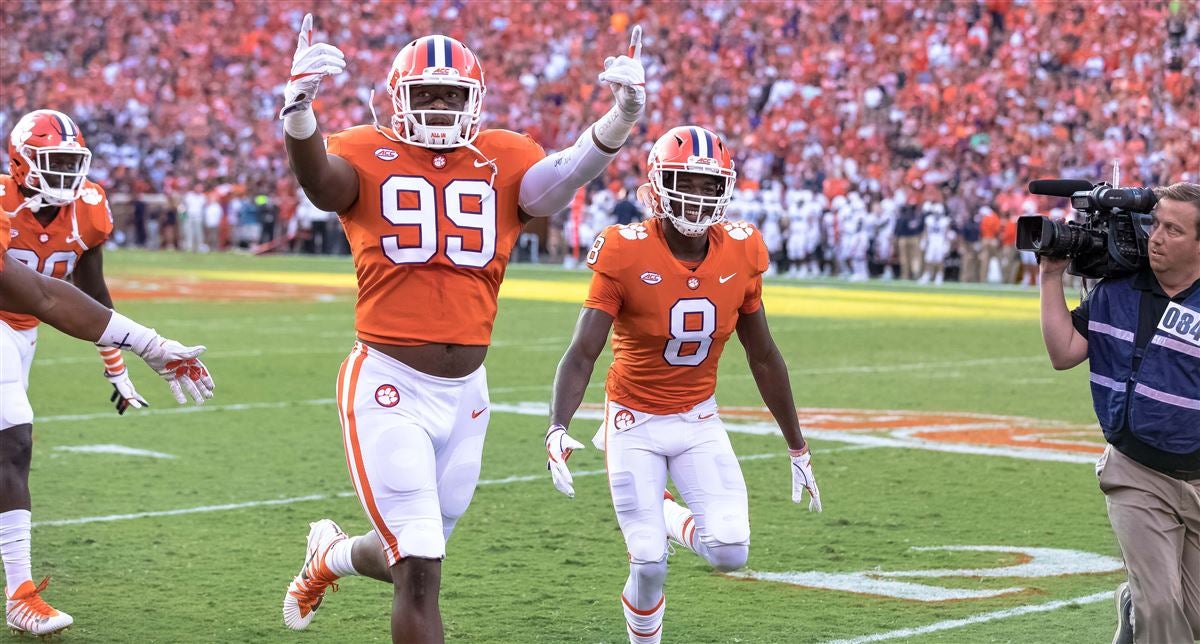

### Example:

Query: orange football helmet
xmin=8 ymin=109 xmax=92 ymax=206
xmin=385 ymin=35 xmax=485 ymax=149
xmin=642 ymin=126 xmax=737 ymax=237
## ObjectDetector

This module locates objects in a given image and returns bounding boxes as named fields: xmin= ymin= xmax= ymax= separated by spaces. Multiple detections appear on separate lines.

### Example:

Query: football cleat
xmin=662 ymin=491 xmax=695 ymax=552
xmin=282 ymin=519 xmax=347 ymax=630
xmin=5 ymin=577 xmax=73 ymax=637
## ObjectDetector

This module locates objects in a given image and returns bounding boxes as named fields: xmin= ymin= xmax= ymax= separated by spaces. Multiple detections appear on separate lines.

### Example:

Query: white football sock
xmin=325 ymin=535 xmax=361 ymax=578
xmin=0 ymin=510 xmax=32 ymax=596
xmin=622 ymin=559 xmax=666 ymax=644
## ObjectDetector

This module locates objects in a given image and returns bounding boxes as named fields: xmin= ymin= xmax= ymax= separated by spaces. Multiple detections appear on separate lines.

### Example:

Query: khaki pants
xmin=960 ymin=241 xmax=982 ymax=283
xmin=1097 ymin=446 xmax=1200 ymax=643
xmin=897 ymin=236 xmax=922 ymax=280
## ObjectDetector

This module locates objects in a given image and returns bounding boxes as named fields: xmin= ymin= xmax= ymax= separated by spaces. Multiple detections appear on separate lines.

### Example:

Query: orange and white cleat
xmin=6 ymin=577 xmax=73 ymax=637
xmin=282 ymin=519 xmax=346 ymax=630
xmin=662 ymin=491 xmax=696 ymax=552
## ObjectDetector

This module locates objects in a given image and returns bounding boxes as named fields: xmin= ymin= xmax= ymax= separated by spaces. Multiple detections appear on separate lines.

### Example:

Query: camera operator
xmin=1039 ymin=182 xmax=1200 ymax=644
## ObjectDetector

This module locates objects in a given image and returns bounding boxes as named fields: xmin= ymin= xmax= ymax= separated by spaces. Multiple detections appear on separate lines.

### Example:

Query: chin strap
xmin=66 ymin=202 xmax=89 ymax=250
xmin=463 ymin=141 xmax=498 ymax=202
xmin=4 ymin=194 xmax=88 ymax=250
xmin=367 ymin=89 xmax=404 ymax=144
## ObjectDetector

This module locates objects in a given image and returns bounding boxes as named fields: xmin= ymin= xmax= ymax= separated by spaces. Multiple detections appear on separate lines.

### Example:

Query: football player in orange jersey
xmin=546 ymin=127 xmax=822 ymax=644
xmin=0 ymin=110 xmax=214 ymax=637
xmin=277 ymin=13 xmax=645 ymax=642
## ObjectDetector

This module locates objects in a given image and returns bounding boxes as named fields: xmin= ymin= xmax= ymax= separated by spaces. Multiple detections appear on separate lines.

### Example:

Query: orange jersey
xmin=0 ymin=214 xmax=9 ymax=268
xmin=327 ymin=126 xmax=545 ymax=346
xmin=0 ymin=175 xmax=112 ymax=330
xmin=584 ymin=218 xmax=769 ymax=414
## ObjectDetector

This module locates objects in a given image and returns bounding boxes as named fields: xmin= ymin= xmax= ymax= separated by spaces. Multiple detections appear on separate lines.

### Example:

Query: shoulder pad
xmin=586 ymin=223 xmax=644 ymax=277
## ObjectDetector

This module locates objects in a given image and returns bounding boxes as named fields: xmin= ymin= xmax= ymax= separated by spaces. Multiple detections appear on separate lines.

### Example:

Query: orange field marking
xmin=107 ymin=276 xmax=352 ymax=302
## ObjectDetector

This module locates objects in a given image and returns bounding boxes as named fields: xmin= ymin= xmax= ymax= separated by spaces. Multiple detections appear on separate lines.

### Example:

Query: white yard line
xmin=30 ymin=458 xmax=776 ymax=528
xmin=824 ymin=590 xmax=1111 ymax=644
xmin=52 ymin=444 xmax=176 ymax=459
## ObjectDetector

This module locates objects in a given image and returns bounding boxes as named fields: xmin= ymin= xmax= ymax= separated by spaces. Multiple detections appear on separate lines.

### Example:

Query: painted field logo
xmin=711 ymin=406 xmax=1108 ymax=464
xmin=730 ymin=545 xmax=1122 ymax=602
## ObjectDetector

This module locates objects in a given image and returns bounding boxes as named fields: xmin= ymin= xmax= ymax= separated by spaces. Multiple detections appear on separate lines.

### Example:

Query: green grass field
xmin=18 ymin=250 xmax=1124 ymax=643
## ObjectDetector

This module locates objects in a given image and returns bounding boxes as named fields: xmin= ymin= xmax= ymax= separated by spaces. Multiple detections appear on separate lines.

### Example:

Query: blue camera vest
xmin=1086 ymin=275 xmax=1200 ymax=452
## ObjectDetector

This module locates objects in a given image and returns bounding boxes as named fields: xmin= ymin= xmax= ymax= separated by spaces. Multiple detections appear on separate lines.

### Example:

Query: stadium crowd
xmin=1 ymin=0 xmax=1196 ymax=282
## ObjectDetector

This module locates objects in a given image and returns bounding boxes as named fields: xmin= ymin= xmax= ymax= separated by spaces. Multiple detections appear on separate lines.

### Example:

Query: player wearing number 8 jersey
xmin=546 ymin=126 xmax=823 ymax=643
xmin=279 ymin=12 xmax=645 ymax=643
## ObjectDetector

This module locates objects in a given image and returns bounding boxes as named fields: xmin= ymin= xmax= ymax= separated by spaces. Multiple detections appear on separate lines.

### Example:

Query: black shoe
xmin=1112 ymin=582 xmax=1133 ymax=644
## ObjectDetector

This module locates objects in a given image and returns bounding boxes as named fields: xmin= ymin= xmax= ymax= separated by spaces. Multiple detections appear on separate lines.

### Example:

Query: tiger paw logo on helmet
xmin=723 ymin=221 xmax=755 ymax=240
xmin=618 ymin=223 xmax=648 ymax=240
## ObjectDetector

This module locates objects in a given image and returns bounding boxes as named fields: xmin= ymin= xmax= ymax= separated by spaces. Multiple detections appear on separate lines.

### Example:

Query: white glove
xmin=546 ymin=424 xmax=586 ymax=498
xmin=279 ymin=13 xmax=346 ymax=119
xmin=139 ymin=339 xmax=215 ymax=405
xmin=104 ymin=369 xmax=148 ymax=415
xmin=791 ymin=446 xmax=822 ymax=512
xmin=598 ymin=25 xmax=645 ymax=120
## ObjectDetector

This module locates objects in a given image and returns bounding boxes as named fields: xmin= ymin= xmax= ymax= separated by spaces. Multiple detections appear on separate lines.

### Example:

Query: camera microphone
xmin=1028 ymin=179 xmax=1094 ymax=197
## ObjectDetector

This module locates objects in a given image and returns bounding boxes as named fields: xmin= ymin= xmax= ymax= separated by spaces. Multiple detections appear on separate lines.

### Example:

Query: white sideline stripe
xmin=31 ymin=455 xmax=781 ymax=528
xmin=52 ymin=444 xmax=176 ymax=459
xmin=824 ymin=590 xmax=1111 ymax=644
xmin=36 ymin=398 xmax=338 ymax=423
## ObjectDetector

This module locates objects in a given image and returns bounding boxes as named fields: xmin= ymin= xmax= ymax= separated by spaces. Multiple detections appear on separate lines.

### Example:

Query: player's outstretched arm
xmin=546 ymin=307 xmax=614 ymax=497
xmin=2 ymin=254 xmax=114 ymax=341
xmin=519 ymin=26 xmax=645 ymax=218
xmin=736 ymin=306 xmax=822 ymax=511
xmin=280 ymin=12 xmax=358 ymax=214
xmin=0 ymin=256 xmax=215 ymax=406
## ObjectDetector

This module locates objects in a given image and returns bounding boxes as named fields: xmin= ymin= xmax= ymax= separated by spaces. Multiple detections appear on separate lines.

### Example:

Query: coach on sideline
xmin=1039 ymin=182 xmax=1200 ymax=643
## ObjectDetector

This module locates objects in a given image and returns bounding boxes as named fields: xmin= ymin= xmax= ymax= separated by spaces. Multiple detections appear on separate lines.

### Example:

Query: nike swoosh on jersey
xmin=472 ymin=407 xmax=488 ymax=419
xmin=719 ymin=273 xmax=736 ymax=283
xmin=473 ymin=159 xmax=495 ymax=168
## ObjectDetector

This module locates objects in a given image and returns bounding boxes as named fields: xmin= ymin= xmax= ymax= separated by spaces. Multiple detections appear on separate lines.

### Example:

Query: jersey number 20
xmin=380 ymin=176 xmax=495 ymax=268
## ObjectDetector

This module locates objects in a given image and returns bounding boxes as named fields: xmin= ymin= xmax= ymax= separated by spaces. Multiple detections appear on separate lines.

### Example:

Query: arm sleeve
xmin=583 ymin=271 xmax=624 ymax=318
xmin=519 ymin=127 xmax=617 ymax=218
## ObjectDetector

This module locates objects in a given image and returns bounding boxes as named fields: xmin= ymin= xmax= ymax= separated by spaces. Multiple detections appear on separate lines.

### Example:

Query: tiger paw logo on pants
xmin=374 ymin=384 xmax=399 ymax=407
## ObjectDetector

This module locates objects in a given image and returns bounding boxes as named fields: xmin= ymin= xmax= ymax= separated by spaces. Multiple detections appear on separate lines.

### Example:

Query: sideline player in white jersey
xmin=276 ymin=13 xmax=645 ymax=643
xmin=544 ymin=126 xmax=822 ymax=643
xmin=872 ymin=197 xmax=897 ymax=280
xmin=919 ymin=202 xmax=954 ymax=285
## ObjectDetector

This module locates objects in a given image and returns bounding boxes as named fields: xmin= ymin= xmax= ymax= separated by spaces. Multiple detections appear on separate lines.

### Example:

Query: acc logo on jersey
xmin=723 ymin=221 xmax=755 ymax=240
xmin=80 ymin=187 xmax=103 ymax=205
xmin=374 ymin=148 xmax=399 ymax=161
xmin=613 ymin=409 xmax=636 ymax=430
xmin=618 ymin=223 xmax=648 ymax=240
xmin=374 ymin=384 xmax=400 ymax=407
xmin=640 ymin=271 xmax=662 ymax=285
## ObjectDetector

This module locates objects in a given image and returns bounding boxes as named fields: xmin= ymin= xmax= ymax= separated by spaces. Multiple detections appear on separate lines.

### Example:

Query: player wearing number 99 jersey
xmin=545 ymin=127 xmax=823 ymax=644
xmin=279 ymin=13 xmax=646 ymax=643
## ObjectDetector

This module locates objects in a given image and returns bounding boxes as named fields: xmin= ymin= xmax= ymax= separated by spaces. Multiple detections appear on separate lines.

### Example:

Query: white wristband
xmin=591 ymin=104 xmax=638 ymax=150
xmin=96 ymin=311 xmax=159 ymax=356
xmin=284 ymin=107 xmax=317 ymax=140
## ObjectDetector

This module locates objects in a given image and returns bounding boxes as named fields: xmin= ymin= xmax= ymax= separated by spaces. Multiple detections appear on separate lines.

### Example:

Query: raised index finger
xmin=627 ymin=24 xmax=642 ymax=60
xmin=297 ymin=12 xmax=313 ymax=49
